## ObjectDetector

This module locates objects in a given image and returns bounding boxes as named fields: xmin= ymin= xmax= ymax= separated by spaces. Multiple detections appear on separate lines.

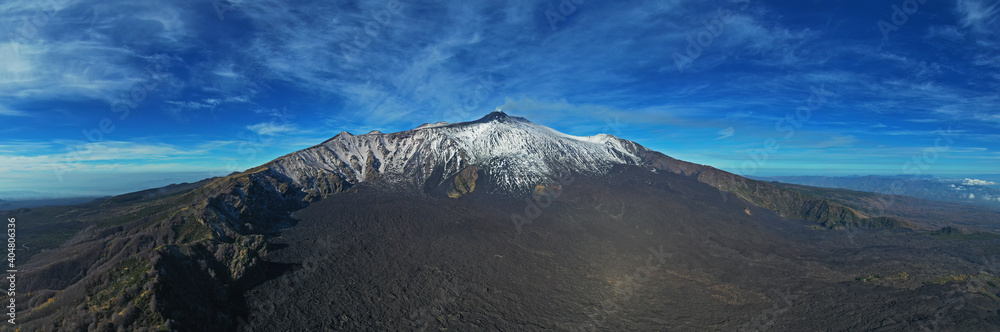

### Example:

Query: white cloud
xmin=963 ymin=178 xmax=997 ymax=186
xmin=0 ymin=141 xmax=200 ymax=174
xmin=715 ymin=127 xmax=735 ymax=140
xmin=166 ymin=100 xmax=218 ymax=110
xmin=247 ymin=122 xmax=296 ymax=136
xmin=0 ymin=141 xmax=52 ymax=154
xmin=925 ymin=25 xmax=966 ymax=42
xmin=955 ymin=0 xmax=1000 ymax=33
xmin=0 ymin=105 xmax=28 ymax=116
xmin=0 ymin=0 xmax=190 ymax=107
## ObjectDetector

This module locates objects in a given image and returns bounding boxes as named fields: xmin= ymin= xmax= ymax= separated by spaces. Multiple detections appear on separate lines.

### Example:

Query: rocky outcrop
xmin=447 ymin=166 xmax=480 ymax=198
xmin=195 ymin=167 xmax=309 ymax=240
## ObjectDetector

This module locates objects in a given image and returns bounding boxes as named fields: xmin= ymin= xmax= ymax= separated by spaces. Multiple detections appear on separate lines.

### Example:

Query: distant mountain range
xmin=7 ymin=111 xmax=1000 ymax=331
xmin=0 ymin=197 xmax=105 ymax=210
xmin=755 ymin=175 xmax=1000 ymax=210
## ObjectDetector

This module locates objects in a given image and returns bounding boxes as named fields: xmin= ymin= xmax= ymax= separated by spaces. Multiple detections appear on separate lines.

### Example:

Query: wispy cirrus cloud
xmin=955 ymin=0 xmax=1000 ymax=32
xmin=247 ymin=122 xmax=295 ymax=136
xmin=1 ymin=0 xmax=1000 ymax=198
xmin=715 ymin=127 xmax=735 ymax=140
xmin=0 ymin=141 xmax=195 ymax=173
xmin=0 ymin=105 xmax=28 ymax=117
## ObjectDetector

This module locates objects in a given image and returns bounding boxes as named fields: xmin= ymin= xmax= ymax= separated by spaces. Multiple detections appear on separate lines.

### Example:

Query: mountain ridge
xmin=756 ymin=175 xmax=1000 ymax=211
xmin=7 ymin=111 xmax=945 ymax=331
xmin=186 ymin=111 xmax=916 ymax=237
xmin=264 ymin=111 xmax=645 ymax=197
xmin=254 ymin=111 xmax=910 ymax=230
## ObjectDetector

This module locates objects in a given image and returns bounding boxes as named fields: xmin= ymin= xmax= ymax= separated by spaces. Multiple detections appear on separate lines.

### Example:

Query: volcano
xmin=9 ymin=111 xmax=1000 ymax=331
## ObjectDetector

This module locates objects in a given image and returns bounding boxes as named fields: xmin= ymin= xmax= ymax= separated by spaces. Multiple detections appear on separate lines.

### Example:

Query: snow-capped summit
xmin=265 ymin=111 xmax=650 ymax=195
xmin=469 ymin=109 xmax=526 ymax=124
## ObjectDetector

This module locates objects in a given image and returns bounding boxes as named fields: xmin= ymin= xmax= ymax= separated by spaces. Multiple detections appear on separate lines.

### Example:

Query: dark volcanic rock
xmin=239 ymin=166 xmax=1000 ymax=331
xmin=10 ymin=113 xmax=1000 ymax=332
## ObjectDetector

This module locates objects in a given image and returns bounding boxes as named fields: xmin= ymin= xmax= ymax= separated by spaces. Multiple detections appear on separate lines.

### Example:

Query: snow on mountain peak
xmin=416 ymin=122 xmax=450 ymax=129
xmin=468 ymin=109 xmax=528 ymax=125
xmin=266 ymin=111 xmax=647 ymax=195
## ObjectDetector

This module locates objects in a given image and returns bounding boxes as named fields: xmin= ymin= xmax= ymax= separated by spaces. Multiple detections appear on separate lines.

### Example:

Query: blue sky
xmin=1 ymin=0 xmax=999 ymax=199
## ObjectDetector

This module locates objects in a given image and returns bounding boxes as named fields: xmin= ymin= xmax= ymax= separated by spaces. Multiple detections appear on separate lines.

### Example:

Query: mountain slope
xmin=12 ymin=111 xmax=992 ymax=331
xmin=241 ymin=165 xmax=1000 ymax=331
xmin=771 ymin=182 xmax=1000 ymax=232
xmin=261 ymin=111 xmax=908 ymax=229
xmin=265 ymin=111 xmax=644 ymax=196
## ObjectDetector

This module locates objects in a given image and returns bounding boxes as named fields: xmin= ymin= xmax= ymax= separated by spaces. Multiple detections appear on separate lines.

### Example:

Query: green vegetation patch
xmin=86 ymin=257 xmax=166 ymax=329
xmin=87 ymin=258 xmax=147 ymax=313
xmin=925 ymin=274 xmax=975 ymax=285
xmin=857 ymin=271 xmax=909 ymax=283
xmin=174 ymin=217 xmax=214 ymax=244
